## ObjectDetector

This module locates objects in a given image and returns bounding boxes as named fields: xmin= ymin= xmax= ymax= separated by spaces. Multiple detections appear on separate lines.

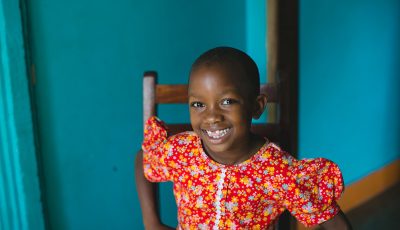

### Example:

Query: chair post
xmin=143 ymin=71 xmax=157 ymax=126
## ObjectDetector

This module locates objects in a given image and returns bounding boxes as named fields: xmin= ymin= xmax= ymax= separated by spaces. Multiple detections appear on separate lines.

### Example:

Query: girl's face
xmin=188 ymin=65 xmax=262 ymax=163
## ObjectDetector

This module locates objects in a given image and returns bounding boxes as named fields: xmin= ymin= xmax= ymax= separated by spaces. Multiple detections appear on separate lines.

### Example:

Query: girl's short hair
xmin=190 ymin=47 xmax=260 ymax=97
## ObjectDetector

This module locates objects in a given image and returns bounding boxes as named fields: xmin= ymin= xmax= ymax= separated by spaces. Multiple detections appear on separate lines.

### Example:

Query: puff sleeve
xmin=141 ymin=116 xmax=173 ymax=182
xmin=277 ymin=152 xmax=344 ymax=227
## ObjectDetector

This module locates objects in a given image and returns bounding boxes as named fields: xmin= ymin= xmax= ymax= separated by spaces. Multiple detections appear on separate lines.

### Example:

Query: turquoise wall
xmin=299 ymin=0 xmax=400 ymax=184
xmin=5 ymin=0 xmax=400 ymax=228
xmin=246 ymin=0 xmax=267 ymax=81
xmin=26 ymin=0 xmax=265 ymax=228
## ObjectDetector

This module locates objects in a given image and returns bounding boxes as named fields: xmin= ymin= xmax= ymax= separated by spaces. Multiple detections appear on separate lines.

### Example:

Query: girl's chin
xmin=202 ymin=141 xmax=232 ymax=157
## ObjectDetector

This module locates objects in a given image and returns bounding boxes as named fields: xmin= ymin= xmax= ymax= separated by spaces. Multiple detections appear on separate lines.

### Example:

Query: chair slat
xmin=155 ymin=85 xmax=188 ymax=103
xmin=143 ymin=73 xmax=156 ymax=124
xmin=167 ymin=124 xmax=193 ymax=135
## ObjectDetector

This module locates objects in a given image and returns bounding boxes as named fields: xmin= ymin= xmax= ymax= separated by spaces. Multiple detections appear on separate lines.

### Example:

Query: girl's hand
xmin=320 ymin=210 xmax=352 ymax=230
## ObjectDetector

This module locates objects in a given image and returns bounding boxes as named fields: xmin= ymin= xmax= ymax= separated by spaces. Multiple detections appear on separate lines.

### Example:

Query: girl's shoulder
xmin=144 ymin=116 xmax=198 ymax=146
xmin=257 ymin=142 xmax=342 ymax=176
xmin=166 ymin=131 xmax=199 ymax=147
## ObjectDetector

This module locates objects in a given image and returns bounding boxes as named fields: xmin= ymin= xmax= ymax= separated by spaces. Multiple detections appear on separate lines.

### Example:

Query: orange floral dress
xmin=142 ymin=117 xmax=344 ymax=229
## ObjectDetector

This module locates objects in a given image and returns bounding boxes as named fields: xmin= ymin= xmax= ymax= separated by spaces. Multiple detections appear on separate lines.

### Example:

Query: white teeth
xmin=205 ymin=128 xmax=230 ymax=139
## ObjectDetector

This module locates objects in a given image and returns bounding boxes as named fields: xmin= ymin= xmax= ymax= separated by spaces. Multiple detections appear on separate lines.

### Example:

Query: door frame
xmin=0 ymin=0 xmax=45 ymax=229
xmin=267 ymin=0 xmax=299 ymax=229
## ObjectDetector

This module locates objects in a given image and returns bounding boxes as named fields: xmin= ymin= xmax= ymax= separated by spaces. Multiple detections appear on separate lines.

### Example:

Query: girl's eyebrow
xmin=220 ymin=88 xmax=241 ymax=95
xmin=188 ymin=93 xmax=198 ymax=98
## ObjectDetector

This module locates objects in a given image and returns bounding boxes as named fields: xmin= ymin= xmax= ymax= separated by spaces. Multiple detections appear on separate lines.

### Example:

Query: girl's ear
xmin=252 ymin=94 xmax=268 ymax=119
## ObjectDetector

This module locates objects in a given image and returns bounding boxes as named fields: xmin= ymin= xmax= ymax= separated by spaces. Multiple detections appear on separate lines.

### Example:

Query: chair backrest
xmin=143 ymin=71 xmax=281 ymax=142
xmin=142 ymin=70 xmax=295 ymax=230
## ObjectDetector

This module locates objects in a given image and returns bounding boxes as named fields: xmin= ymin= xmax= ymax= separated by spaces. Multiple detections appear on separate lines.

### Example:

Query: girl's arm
xmin=319 ymin=210 xmax=352 ymax=230
xmin=135 ymin=150 xmax=174 ymax=230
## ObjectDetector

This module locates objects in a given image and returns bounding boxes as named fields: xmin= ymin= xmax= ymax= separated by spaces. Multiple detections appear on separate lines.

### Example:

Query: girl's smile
xmin=203 ymin=127 xmax=231 ymax=139
xmin=202 ymin=127 xmax=232 ymax=143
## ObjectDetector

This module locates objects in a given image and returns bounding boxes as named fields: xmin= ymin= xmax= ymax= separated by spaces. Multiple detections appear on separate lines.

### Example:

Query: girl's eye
xmin=190 ymin=102 xmax=204 ymax=108
xmin=221 ymin=98 xmax=236 ymax=105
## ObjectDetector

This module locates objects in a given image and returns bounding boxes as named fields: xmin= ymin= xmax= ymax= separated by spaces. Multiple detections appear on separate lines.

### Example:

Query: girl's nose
xmin=204 ymin=107 xmax=223 ymax=124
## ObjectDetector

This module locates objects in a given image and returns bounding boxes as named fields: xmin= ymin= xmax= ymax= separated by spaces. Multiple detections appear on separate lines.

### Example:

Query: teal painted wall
xmin=7 ymin=0 xmax=400 ymax=228
xmin=26 ymin=0 xmax=265 ymax=228
xmin=246 ymin=0 xmax=267 ymax=81
xmin=299 ymin=0 xmax=400 ymax=184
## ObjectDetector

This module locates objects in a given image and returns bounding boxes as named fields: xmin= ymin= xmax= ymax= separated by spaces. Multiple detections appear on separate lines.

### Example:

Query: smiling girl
xmin=135 ymin=47 xmax=351 ymax=230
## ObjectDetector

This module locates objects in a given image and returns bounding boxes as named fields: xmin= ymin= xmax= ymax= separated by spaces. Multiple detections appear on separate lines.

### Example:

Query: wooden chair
xmin=142 ymin=71 xmax=281 ymax=142
xmin=142 ymin=70 xmax=296 ymax=230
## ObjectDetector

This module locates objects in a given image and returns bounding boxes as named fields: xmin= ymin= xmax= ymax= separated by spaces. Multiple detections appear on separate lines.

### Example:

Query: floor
xmin=346 ymin=183 xmax=400 ymax=230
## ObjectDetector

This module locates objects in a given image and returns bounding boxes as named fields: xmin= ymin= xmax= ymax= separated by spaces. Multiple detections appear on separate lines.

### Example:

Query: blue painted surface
xmin=26 ymin=0 xmax=266 ymax=228
xmin=247 ymin=0 xmax=268 ymax=123
xmin=246 ymin=0 xmax=267 ymax=81
xmin=299 ymin=0 xmax=400 ymax=184
xmin=7 ymin=0 xmax=400 ymax=228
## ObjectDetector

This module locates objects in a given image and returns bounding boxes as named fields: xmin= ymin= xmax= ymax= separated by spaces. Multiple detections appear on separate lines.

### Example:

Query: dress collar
xmin=194 ymin=134 xmax=274 ymax=171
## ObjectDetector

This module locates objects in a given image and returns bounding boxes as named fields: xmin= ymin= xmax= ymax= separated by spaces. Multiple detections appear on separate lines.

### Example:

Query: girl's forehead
xmin=190 ymin=64 xmax=245 ymax=82
xmin=188 ymin=72 xmax=255 ymax=102
xmin=189 ymin=67 xmax=241 ymax=90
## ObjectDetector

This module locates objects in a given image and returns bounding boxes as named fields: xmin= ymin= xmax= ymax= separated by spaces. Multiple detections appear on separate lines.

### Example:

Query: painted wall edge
xmin=0 ymin=0 xmax=45 ymax=229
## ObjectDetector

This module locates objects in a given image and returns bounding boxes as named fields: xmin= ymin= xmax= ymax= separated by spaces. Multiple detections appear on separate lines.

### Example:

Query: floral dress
xmin=142 ymin=117 xmax=344 ymax=229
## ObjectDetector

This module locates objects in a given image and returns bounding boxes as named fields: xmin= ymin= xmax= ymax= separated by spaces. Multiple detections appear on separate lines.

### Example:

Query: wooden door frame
xmin=267 ymin=0 xmax=299 ymax=229
xmin=267 ymin=0 xmax=298 ymax=156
